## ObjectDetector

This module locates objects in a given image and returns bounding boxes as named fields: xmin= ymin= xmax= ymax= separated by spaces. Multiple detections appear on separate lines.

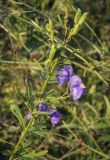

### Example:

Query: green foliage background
xmin=0 ymin=0 xmax=110 ymax=159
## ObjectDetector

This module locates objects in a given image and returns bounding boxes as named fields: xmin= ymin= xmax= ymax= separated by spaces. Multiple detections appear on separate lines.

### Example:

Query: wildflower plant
xmin=7 ymin=6 xmax=88 ymax=159
xmin=0 ymin=0 xmax=110 ymax=160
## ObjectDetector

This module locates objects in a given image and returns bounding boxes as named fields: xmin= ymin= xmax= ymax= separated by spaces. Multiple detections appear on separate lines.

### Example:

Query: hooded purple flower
xmin=69 ymin=75 xmax=86 ymax=101
xmin=56 ymin=65 xmax=73 ymax=84
xmin=39 ymin=102 xmax=48 ymax=112
xmin=49 ymin=109 xmax=61 ymax=126
xmin=26 ymin=111 xmax=32 ymax=120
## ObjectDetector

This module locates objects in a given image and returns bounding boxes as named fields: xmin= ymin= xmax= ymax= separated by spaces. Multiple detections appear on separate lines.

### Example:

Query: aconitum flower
xmin=49 ymin=109 xmax=61 ymax=126
xmin=39 ymin=102 xmax=48 ymax=112
xmin=26 ymin=111 xmax=32 ymax=120
xmin=56 ymin=65 xmax=73 ymax=84
xmin=69 ymin=75 xmax=86 ymax=101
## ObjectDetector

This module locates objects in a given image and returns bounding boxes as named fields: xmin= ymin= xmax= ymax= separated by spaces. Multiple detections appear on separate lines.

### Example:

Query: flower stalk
xmin=9 ymin=118 xmax=34 ymax=160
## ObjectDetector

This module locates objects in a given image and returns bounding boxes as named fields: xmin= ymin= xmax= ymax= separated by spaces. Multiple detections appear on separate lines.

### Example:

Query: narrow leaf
xmin=104 ymin=96 xmax=110 ymax=118
xmin=23 ymin=150 xmax=48 ymax=158
xmin=78 ymin=12 xmax=88 ymax=26
xmin=74 ymin=8 xmax=82 ymax=24
xmin=11 ymin=106 xmax=26 ymax=128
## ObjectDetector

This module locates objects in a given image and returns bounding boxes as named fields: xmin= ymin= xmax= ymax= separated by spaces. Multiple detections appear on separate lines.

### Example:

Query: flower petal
xmin=56 ymin=65 xmax=73 ymax=84
xmin=69 ymin=75 xmax=82 ymax=87
xmin=49 ymin=109 xmax=61 ymax=126
xmin=64 ymin=65 xmax=73 ymax=76
xmin=71 ymin=85 xmax=86 ymax=101
xmin=39 ymin=102 xmax=48 ymax=112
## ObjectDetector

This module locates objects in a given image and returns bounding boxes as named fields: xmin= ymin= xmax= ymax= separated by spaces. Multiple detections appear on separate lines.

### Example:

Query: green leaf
xmin=23 ymin=150 xmax=48 ymax=159
xmin=46 ymin=18 xmax=53 ymax=32
xmin=48 ymin=44 xmax=56 ymax=61
xmin=98 ymin=135 xmax=110 ymax=142
xmin=74 ymin=8 xmax=82 ymax=24
xmin=104 ymin=96 xmax=110 ymax=118
xmin=11 ymin=106 xmax=26 ymax=128
xmin=78 ymin=12 xmax=88 ymax=26
xmin=94 ymin=122 xmax=109 ymax=130
xmin=67 ymin=24 xmax=79 ymax=41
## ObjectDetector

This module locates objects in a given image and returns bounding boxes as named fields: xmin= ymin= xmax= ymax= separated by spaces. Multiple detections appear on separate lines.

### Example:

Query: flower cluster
xmin=56 ymin=65 xmax=86 ymax=101
xmin=26 ymin=102 xmax=61 ymax=127
xmin=26 ymin=65 xmax=86 ymax=127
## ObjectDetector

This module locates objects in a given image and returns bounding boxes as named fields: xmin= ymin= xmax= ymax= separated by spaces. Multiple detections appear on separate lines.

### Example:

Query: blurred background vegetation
xmin=0 ymin=0 xmax=110 ymax=159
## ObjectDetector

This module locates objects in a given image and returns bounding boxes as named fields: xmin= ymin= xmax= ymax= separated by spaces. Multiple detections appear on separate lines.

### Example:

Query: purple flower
xmin=26 ymin=111 xmax=32 ymax=120
xmin=56 ymin=65 xmax=73 ymax=84
xmin=39 ymin=102 xmax=48 ymax=112
xmin=69 ymin=75 xmax=86 ymax=101
xmin=49 ymin=109 xmax=61 ymax=126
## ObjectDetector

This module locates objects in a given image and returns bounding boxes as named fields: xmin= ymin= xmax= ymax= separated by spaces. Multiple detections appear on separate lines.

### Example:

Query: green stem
xmin=40 ymin=58 xmax=58 ymax=96
xmin=41 ymin=75 xmax=50 ymax=96
xmin=9 ymin=118 xmax=33 ymax=160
